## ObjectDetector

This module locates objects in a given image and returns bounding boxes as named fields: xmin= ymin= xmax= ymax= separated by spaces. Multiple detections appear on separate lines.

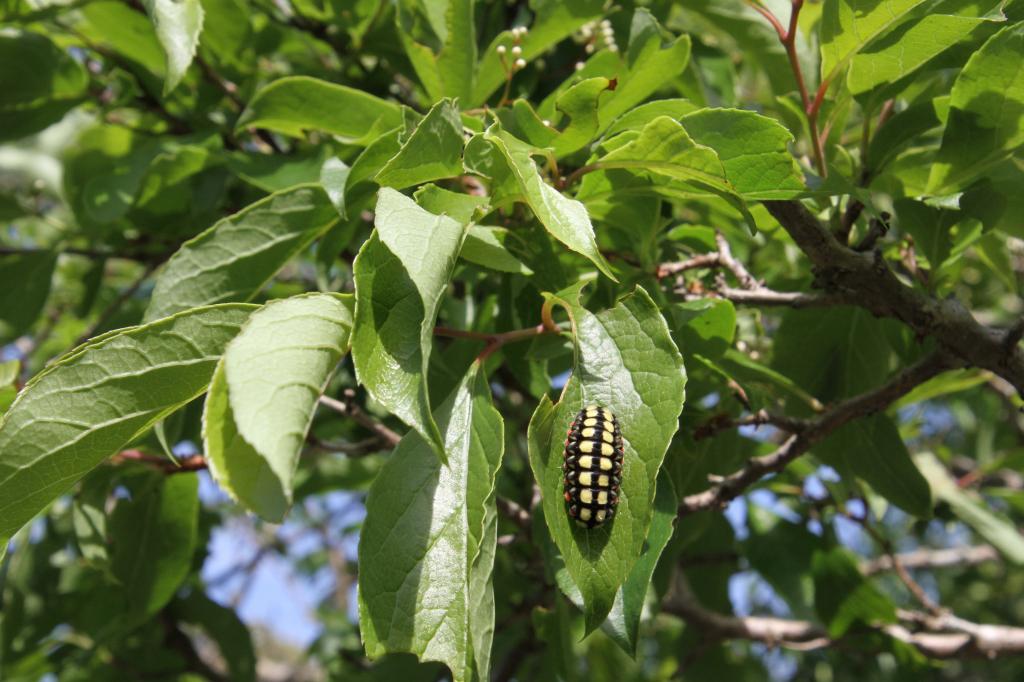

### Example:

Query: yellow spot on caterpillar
xmin=583 ymin=418 xmax=598 ymax=427
xmin=579 ymin=472 xmax=593 ymax=486
xmin=580 ymin=507 xmax=592 ymax=521
xmin=601 ymin=443 xmax=614 ymax=456
xmin=579 ymin=441 xmax=594 ymax=454
xmin=582 ymin=427 xmax=596 ymax=438
xmin=585 ymin=408 xmax=600 ymax=418
xmin=596 ymin=509 xmax=607 ymax=522
xmin=597 ymin=491 xmax=608 ymax=505
xmin=578 ymin=456 xmax=593 ymax=469
xmin=601 ymin=430 xmax=614 ymax=443
xmin=580 ymin=489 xmax=593 ymax=504
xmin=598 ymin=474 xmax=609 ymax=487
xmin=599 ymin=457 xmax=612 ymax=471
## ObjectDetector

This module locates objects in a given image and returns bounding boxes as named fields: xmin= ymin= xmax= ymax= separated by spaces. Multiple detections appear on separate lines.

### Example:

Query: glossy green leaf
xmin=0 ymin=251 xmax=56 ymax=340
xmin=236 ymin=76 xmax=403 ymax=144
xmin=110 ymin=474 xmax=198 ymax=617
xmin=352 ymin=188 xmax=468 ymax=461
xmin=359 ymin=366 xmax=503 ymax=682
xmin=577 ymin=116 xmax=753 ymax=228
xmin=0 ymin=303 xmax=254 ymax=549
xmin=528 ymin=285 xmax=686 ymax=631
xmin=461 ymin=226 xmax=533 ymax=274
xmin=820 ymin=0 xmax=928 ymax=86
xmin=320 ymin=156 xmax=351 ymax=218
xmin=376 ymin=99 xmax=465 ymax=189
xmin=204 ymin=293 xmax=353 ymax=521
xmin=916 ymin=452 xmax=1024 ymax=564
xmin=603 ymin=99 xmax=699 ymax=139
xmin=141 ymin=0 xmax=204 ymax=94
xmin=680 ymin=108 xmax=805 ymax=199
xmin=414 ymin=183 xmax=489 ymax=223
xmin=0 ymin=31 xmax=87 ymax=142
xmin=397 ymin=0 xmax=476 ymax=103
xmin=145 ymin=184 xmax=338 ymax=321
xmin=666 ymin=299 xmax=736 ymax=361
xmin=927 ymin=23 xmax=1024 ymax=194
xmin=849 ymin=1 xmax=1005 ymax=94
xmin=812 ymin=547 xmax=897 ymax=638
xmin=816 ymin=414 xmax=932 ymax=518
xmin=482 ymin=127 xmax=617 ymax=280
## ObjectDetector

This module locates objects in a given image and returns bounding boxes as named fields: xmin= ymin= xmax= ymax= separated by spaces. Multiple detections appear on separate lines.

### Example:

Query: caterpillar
xmin=562 ymin=405 xmax=623 ymax=528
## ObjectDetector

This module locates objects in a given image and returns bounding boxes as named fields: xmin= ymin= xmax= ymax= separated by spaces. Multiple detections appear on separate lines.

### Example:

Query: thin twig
xmin=319 ymin=391 xmax=402 ymax=447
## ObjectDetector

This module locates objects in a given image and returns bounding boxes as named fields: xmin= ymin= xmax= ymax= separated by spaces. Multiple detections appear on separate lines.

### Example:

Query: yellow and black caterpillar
xmin=562 ymin=405 xmax=623 ymax=528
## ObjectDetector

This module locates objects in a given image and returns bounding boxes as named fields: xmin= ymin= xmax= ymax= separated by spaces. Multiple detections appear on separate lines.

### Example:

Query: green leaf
xmin=376 ymin=99 xmax=465 ymax=189
xmin=680 ymin=108 xmax=805 ymax=199
xmin=414 ymin=183 xmax=489 ymax=223
xmin=482 ymin=128 xmax=617 ymax=280
xmin=0 ymin=30 xmax=87 ymax=142
xmin=141 ymin=0 xmax=204 ymax=95
xmin=0 ymin=303 xmax=254 ymax=548
xmin=461 ymin=226 xmax=533 ymax=275
xmin=472 ymin=0 xmax=605 ymax=105
xmin=145 ymin=184 xmax=338 ymax=321
xmin=320 ymin=156 xmax=351 ymax=218
xmin=359 ymin=366 xmax=503 ymax=682
xmin=552 ymin=77 xmax=614 ymax=158
xmin=820 ymin=0 xmax=929 ymax=86
xmin=915 ymin=452 xmax=1024 ymax=564
xmin=894 ymin=369 xmax=987 ymax=407
xmin=226 ymin=146 xmax=333 ymax=193
xmin=72 ymin=467 xmax=118 ymax=566
xmin=0 ymin=251 xmax=55 ymax=340
xmin=603 ymin=99 xmax=699 ymax=139
xmin=812 ymin=547 xmax=897 ymax=638
xmin=849 ymin=1 xmax=1005 ymax=95
xmin=866 ymin=97 xmax=944 ymax=174
xmin=110 ymin=473 xmax=199 ymax=618
xmin=352 ymin=188 xmax=468 ymax=461
xmin=397 ymin=0 xmax=476 ymax=103
xmin=577 ymin=116 xmax=753 ymax=229
xmin=0 ymin=360 xmax=17 ymax=414
xmin=204 ymin=293 xmax=353 ymax=521
xmin=236 ymin=76 xmax=404 ymax=144
xmin=666 ymin=299 xmax=736 ymax=361
xmin=602 ymin=470 xmax=678 ymax=655
xmin=528 ymin=285 xmax=686 ymax=631
xmin=172 ymin=590 xmax=256 ymax=682
xmin=772 ymin=307 xmax=894 ymax=403
xmin=816 ymin=414 xmax=932 ymax=518
xmin=927 ymin=23 xmax=1024 ymax=194
xmin=596 ymin=10 xmax=692 ymax=130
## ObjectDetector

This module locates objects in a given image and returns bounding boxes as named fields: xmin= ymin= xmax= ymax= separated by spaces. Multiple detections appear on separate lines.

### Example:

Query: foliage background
xmin=2 ymin=0 xmax=1024 ymax=680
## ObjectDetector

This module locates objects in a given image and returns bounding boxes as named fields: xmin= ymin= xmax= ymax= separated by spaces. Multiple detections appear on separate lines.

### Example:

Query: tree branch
xmin=861 ymin=545 xmax=999 ymax=576
xmin=664 ymin=587 xmax=1024 ymax=659
xmin=319 ymin=390 xmax=402 ymax=447
xmin=763 ymin=200 xmax=1024 ymax=397
xmin=678 ymin=352 xmax=952 ymax=516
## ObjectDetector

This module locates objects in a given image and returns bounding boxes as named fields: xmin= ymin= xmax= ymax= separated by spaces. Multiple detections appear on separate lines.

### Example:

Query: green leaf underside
xmin=376 ymin=99 xmax=465 ymax=189
xmin=816 ymin=414 xmax=932 ymax=518
xmin=352 ymin=188 xmax=468 ymax=461
xmin=813 ymin=547 xmax=897 ymax=638
xmin=820 ymin=0 xmax=929 ymax=86
xmin=916 ymin=453 xmax=1024 ymax=564
xmin=145 ymin=184 xmax=338 ymax=321
xmin=111 ymin=474 xmax=199 ymax=618
xmin=398 ymin=0 xmax=476 ymax=104
xmin=0 ymin=304 xmax=255 ymax=547
xmin=359 ymin=366 xmax=503 ymax=682
xmin=483 ymin=129 xmax=617 ymax=280
xmin=236 ymin=76 xmax=403 ymax=143
xmin=141 ymin=0 xmax=204 ymax=94
xmin=204 ymin=293 xmax=354 ymax=521
xmin=0 ymin=251 xmax=56 ymax=339
xmin=529 ymin=285 xmax=686 ymax=632
xmin=927 ymin=23 xmax=1024 ymax=194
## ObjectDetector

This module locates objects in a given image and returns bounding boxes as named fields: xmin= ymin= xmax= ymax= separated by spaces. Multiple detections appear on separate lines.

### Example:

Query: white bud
xmin=603 ymin=25 xmax=615 ymax=37
xmin=542 ymin=119 xmax=552 ymax=127
xmin=575 ymin=61 xmax=585 ymax=71
xmin=585 ymin=43 xmax=595 ymax=54
xmin=496 ymin=45 xmax=507 ymax=55
xmin=607 ymin=43 xmax=618 ymax=53
xmin=600 ymin=19 xmax=612 ymax=29
xmin=514 ymin=58 xmax=527 ymax=69
xmin=511 ymin=45 xmax=522 ymax=57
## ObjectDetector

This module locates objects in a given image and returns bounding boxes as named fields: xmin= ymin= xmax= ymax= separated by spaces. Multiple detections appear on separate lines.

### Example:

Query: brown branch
xmin=678 ymin=352 xmax=952 ymax=516
xmin=763 ymin=200 xmax=1024 ymax=397
xmin=693 ymin=409 xmax=806 ymax=441
xmin=861 ymin=545 xmax=999 ymax=576
xmin=319 ymin=391 xmax=402 ymax=447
